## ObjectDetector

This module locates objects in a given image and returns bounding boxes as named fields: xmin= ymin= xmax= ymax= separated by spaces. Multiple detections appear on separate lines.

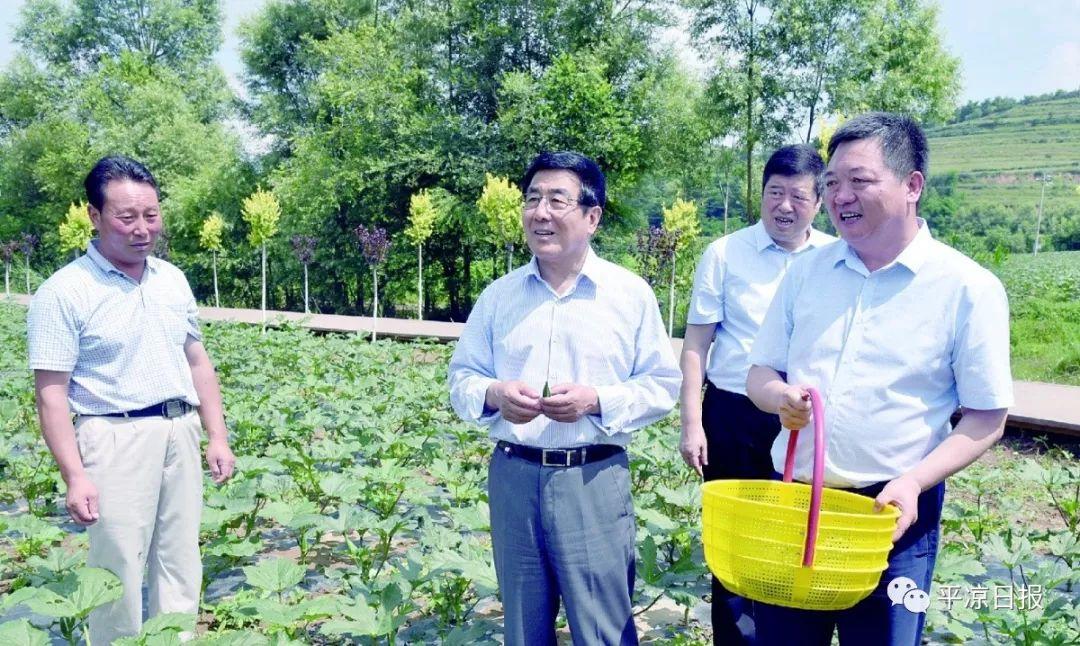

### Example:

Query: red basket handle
xmin=781 ymin=387 xmax=825 ymax=568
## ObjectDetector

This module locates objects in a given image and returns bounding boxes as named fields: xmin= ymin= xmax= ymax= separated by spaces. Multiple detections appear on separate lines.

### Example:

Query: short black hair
xmin=521 ymin=151 xmax=606 ymax=209
xmin=827 ymin=112 xmax=928 ymax=180
xmin=84 ymin=155 xmax=160 ymax=211
xmin=762 ymin=144 xmax=825 ymax=197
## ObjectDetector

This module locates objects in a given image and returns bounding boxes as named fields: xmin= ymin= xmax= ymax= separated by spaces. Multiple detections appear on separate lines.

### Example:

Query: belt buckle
xmin=163 ymin=400 xmax=184 ymax=419
xmin=542 ymin=449 xmax=572 ymax=467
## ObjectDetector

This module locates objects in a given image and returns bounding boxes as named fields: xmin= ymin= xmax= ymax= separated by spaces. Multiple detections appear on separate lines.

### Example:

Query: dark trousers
xmin=755 ymin=481 xmax=946 ymax=646
xmin=701 ymin=384 xmax=782 ymax=645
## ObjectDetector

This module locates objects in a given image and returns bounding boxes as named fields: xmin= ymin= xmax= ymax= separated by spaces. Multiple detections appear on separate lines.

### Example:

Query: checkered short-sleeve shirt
xmin=27 ymin=240 xmax=202 ymax=415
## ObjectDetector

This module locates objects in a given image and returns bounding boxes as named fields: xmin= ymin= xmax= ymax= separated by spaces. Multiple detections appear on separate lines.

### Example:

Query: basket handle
xmin=781 ymin=386 xmax=825 ymax=568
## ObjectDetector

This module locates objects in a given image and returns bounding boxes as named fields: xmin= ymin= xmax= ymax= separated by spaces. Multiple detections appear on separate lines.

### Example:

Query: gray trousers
xmin=488 ymin=445 xmax=638 ymax=646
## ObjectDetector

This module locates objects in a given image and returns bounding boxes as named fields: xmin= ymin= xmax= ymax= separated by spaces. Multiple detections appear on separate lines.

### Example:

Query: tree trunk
xmin=745 ymin=3 xmax=756 ymax=224
xmin=668 ymin=253 xmax=677 ymax=337
xmin=4 ymin=263 xmax=9 ymax=297
xmin=463 ymin=242 xmax=473 ymax=313
xmin=303 ymin=263 xmax=310 ymax=314
xmin=506 ymin=242 xmax=513 ymax=274
xmin=260 ymin=244 xmax=267 ymax=329
xmin=212 ymin=252 xmax=220 ymax=308
xmin=371 ymin=266 xmax=379 ymax=342
xmin=417 ymin=244 xmax=423 ymax=320
xmin=25 ymin=256 xmax=31 ymax=295
xmin=722 ymin=173 xmax=731 ymax=235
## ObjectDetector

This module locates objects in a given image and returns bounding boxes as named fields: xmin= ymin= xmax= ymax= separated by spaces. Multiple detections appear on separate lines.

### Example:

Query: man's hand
xmin=874 ymin=473 xmax=921 ymax=542
xmin=679 ymin=423 xmax=708 ymax=478
xmin=540 ymin=383 xmax=599 ymax=423
xmin=777 ymin=385 xmax=812 ymax=431
xmin=206 ymin=439 xmax=236 ymax=485
xmin=488 ymin=381 xmax=543 ymax=424
xmin=66 ymin=474 xmax=99 ymax=525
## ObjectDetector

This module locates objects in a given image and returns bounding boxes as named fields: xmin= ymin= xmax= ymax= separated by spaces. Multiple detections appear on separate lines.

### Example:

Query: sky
xmin=0 ymin=0 xmax=1077 ymax=104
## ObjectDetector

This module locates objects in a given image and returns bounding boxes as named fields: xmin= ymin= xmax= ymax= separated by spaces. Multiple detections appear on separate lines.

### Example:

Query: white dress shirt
xmin=27 ymin=240 xmax=202 ymax=414
xmin=687 ymin=221 xmax=834 ymax=395
xmin=749 ymin=222 xmax=1013 ymax=487
xmin=448 ymin=247 xmax=680 ymax=448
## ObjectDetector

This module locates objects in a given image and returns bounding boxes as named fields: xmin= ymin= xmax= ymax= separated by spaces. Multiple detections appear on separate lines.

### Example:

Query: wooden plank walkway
xmin=6 ymin=294 xmax=1078 ymax=437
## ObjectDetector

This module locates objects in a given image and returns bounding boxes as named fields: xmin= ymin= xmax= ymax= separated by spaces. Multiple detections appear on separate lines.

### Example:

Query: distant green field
xmin=926 ymin=98 xmax=1080 ymax=213
xmin=992 ymin=250 xmax=1080 ymax=385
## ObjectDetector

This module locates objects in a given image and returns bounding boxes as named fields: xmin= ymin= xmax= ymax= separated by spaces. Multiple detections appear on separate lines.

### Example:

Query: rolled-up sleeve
xmin=591 ymin=285 xmax=680 ymax=435
xmin=27 ymin=285 xmax=80 ymax=372
xmin=448 ymin=289 xmax=500 ymax=426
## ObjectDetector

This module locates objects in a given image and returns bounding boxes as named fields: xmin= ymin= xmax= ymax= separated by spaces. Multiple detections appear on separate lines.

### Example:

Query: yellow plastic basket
xmin=701 ymin=388 xmax=899 ymax=610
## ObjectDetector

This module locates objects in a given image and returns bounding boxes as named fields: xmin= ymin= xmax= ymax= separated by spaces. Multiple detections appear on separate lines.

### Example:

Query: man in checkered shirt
xmin=28 ymin=155 xmax=236 ymax=644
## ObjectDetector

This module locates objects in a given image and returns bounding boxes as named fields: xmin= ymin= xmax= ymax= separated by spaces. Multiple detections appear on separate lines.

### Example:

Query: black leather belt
xmin=100 ymin=399 xmax=195 ymax=419
xmin=497 ymin=440 xmax=624 ymax=467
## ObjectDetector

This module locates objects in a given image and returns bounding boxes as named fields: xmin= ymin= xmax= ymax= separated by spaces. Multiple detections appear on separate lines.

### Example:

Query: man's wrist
xmin=205 ymin=428 xmax=230 ymax=444
xmin=62 ymin=467 xmax=89 ymax=484
xmin=484 ymin=382 xmax=502 ymax=411
xmin=589 ymin=388 xmax=601 ymax=415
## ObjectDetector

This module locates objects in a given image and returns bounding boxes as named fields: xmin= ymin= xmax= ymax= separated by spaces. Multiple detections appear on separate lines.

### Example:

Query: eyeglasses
xmin=523 ymin=193 xmax=581 ymax=214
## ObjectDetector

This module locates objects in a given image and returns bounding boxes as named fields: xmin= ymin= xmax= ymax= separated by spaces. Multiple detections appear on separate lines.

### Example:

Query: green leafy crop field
xmin=992 ymin=251 xmax=1080 ymax=385
xmin=0 ymin=302 xmax=1077 ymax=644
xmin=926 ymin=97 xmax=1080 ymax=214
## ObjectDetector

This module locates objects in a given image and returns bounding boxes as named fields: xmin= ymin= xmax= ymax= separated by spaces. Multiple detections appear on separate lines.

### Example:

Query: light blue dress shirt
xmin=27 ymin=240 xmax=202 ymax=415
xmin=687 ymin=221 xmax=834 ymax=395
xmin=749 ymin=222 xmax=1013 ymax=487
xmin=448 ymin=247 xmax=680 ymax=448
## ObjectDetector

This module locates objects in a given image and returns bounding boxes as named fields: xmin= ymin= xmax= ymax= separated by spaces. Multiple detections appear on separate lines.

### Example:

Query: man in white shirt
xmin=449 ymin=151 xmax=680 ymax=645
xmin=679 ymin=144 xmax=834 ymax=643
xmin=29 ymin=156 xmax=235 ymax=644
xmin=746 ymin=113 xmax=1012 ymax=645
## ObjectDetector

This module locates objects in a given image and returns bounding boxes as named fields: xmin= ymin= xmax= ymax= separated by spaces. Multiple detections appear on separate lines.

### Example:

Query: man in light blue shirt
xmin=679 ymin=144 xmax=834 ymax=644
xmin=449 ymin=151 xmax=679 ymax=645
xmin=28 ymin=156 xmax=236 ymax=644
xmin=746 ymin=113 xmax=1012 ymax=645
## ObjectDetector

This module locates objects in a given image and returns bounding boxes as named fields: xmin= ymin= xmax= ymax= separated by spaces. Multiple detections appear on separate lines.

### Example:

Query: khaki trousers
xmin=75 ymin=411 xmax=203 ymax=645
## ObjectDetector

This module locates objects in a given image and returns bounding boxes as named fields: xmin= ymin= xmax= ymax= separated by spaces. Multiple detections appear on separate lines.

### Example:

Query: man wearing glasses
xmin=449 ymin=151 xmax=680 ymax=644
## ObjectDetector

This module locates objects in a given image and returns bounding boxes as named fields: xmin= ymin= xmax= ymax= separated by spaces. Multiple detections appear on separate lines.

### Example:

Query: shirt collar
xmin=753 ymin=220 xmax=831 ymax=254
xmin=87 ymin=239 xmax=159 ymax=279
xmin=833 ymin=218 xmax=933 ymax=275
xmin=526 ymin=246 xmax=606 ymax=291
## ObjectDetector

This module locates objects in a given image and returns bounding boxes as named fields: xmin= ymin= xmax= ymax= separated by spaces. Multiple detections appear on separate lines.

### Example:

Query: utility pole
xmin=1033 ymin=174 xmax=1052 ymax=255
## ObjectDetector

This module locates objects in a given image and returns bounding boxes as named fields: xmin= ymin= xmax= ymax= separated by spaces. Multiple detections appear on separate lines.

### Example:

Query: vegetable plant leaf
xmin=68 ymin=567 xmax=124 ymax=617
xmin=0 ymin=619 xmax=51 ymax=646
xmin=242 ymin=558 xmax=306 ymax=595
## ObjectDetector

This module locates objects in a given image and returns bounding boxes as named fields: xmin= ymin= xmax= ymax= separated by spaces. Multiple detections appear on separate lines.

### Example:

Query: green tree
xmin=661 ymin=197 xmax=700 ymax=336
xmin=58 ymin=202 xmax=93 ymax=258
xmin=242 ymin=189 xmax=281 ymax=326
xmin=241 ymin=0 xmax=683 ymax=317
xmin=199 ymin=211 xmax=225 ymax=307
xmin=688 ymin=0 xmax=797 ymax=223
xmin=476 ymin=174 xmax=522 ymax=274
xmin=15 ymin=0 xmax=222 ymax=72
xmin=0 ymin=241 xmax=17 ymax=297
xmin=498 ymin=53 xmax=644 ymax=192
xmin=405 ymin=189 xmax=442 ymax=319
xmin=828 ymin=0 xmax=960 ymax=125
